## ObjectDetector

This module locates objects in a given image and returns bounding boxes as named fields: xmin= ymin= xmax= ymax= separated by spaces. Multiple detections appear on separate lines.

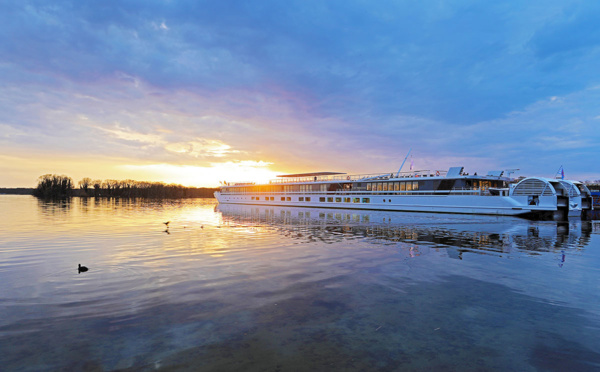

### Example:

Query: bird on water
xmin=163 ymin=221 xmax=170 ymax=227
xmin=78 ymin=264 xmax=88 ymax=273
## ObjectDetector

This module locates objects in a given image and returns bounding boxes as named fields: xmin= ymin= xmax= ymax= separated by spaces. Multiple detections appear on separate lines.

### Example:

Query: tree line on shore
xmin=32 ymin=174 xmax=217 ymax=199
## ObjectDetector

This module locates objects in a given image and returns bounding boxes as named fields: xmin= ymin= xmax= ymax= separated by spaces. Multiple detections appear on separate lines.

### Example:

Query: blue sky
xmin=1 ymin=0 xmax=599 ymax=187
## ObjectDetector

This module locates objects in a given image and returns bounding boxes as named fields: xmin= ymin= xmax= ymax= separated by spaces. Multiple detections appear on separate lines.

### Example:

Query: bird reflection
xmin=559 ymin=250 xmax=566 ymax=268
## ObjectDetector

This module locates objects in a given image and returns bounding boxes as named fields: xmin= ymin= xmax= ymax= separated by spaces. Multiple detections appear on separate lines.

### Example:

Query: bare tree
xmin=33 ymin=174 xmax=74 ymax=198
xmin=78 ymin=177 xmax=92 ymax=195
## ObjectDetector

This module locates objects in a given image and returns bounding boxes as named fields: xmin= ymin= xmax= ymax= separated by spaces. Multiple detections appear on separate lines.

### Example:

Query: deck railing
xmin=266 ymin=170 xmax=448 ymax=184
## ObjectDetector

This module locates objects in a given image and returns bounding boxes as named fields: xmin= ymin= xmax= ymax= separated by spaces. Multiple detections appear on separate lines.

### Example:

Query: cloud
xmin=165 ymin=139 xmax=237 ymax=158
xmin=6 ymin=0 xmax=599 ymax=125
xmin=97 ymin=124 xmax=164 ymax=146
xmin=530 ymin=3 xmax=600 ymax=59
xmin=152 ymin=21 xmax=169 ymax=31
xmin=1 ymin=1 xmax=600 ymax=185
xmin=0 ymin=123 xmax=27 ymax=139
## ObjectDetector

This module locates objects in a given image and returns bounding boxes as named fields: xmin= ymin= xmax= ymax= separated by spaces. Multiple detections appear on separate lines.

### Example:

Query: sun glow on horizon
xmin=119 ymin=161 xmax=280 ymax=187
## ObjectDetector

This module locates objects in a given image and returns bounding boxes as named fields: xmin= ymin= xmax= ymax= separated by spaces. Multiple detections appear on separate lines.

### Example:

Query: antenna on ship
xmin=505 ymin=169 xmax=520 ymax=179
xmin=395 ymin=148 xmax=412 ymax=178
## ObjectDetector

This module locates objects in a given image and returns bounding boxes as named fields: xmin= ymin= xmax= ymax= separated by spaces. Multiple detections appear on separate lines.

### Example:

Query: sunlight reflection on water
xmin=1 ymin=196 xmax=600 ymax=371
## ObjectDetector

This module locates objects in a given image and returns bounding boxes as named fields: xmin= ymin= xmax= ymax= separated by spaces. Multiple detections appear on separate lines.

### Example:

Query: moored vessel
xmin=215 ymin=167 xmax=593 ymax=220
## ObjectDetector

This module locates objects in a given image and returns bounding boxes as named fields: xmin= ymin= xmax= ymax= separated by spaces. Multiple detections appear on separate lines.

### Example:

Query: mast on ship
xmin=395 ymin=148 xmax=412 ymax=178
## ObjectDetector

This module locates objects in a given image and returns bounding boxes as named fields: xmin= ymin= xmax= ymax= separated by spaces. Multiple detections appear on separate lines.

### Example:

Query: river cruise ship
xmin=214 ymin=167 xmax=593 ymax=220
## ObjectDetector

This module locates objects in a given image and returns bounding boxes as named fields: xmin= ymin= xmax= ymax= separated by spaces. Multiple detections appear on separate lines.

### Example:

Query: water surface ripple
xmin=1 ymin=196 xmax=600 ymax=371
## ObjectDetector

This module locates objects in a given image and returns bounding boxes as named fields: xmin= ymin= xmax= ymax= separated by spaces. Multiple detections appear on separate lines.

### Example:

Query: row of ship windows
xmin=223 ymin=181 xmax=420 ymax=193
xmin=250 ymin=196 xmax=372 ymax=203
xmin=367 ymin=181 xmax=419 ymax=191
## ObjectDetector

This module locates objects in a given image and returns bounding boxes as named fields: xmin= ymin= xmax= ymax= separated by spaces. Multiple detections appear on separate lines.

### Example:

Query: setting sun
xmin=119 ymin=161 xmax=280 ymax=187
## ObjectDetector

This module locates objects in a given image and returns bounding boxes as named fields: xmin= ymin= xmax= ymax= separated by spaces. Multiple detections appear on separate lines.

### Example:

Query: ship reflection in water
xmin=211 ymin=204 xmax=600 ymax=372
xmin=216 ymin=203 xmax=593 ymax=260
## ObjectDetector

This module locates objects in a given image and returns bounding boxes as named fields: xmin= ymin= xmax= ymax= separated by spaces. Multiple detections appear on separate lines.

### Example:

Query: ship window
xmin=327 ymin=197 xmax=333 ymax=202
xmin=406 ymin=182 xmax=413 ymax=191
xmin=367 ymin=183 xmax=372 ymax=191
xmin=512 ymin=179 xmax=554 ymax=196
xmin=286 ymin=197 xmax=291 ymax=201
xmin=336 ymin=197 xmax=342 ymax=202
xmin=394 ymin=182 xmax=400 ymax=191
xmin=270 ymin=197 xmax=274 ymax=201
xmin=362 ymin=198 xmax=370 ymax=203
xmin=299 ymin=197 xmax=304 ymax=201
xmin=319 ymin=197 xmax=326 ymax=202
xmin=400 ymin=182 xmax=406 ymax=191
xmin=306 ymin=197 xmax=311 ymax=202
xmin=281 ymin=197 xmax=285 ymax=201
xmin=389 ymin=182 xmax=394 ymax=191
xmin=344 ymin=197 xmax=351 ymax=202
xmin=353 ymin=198 xmax=360 ymax=203
xmin=413 ymin=182 xmax=419 ymax=190
xmin=382 ymin=183 xmax=388 ymax=191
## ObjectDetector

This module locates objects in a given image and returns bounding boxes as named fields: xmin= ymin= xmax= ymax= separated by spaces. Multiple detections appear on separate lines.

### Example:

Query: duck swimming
xmin=78 ymin=264 xmax=88 ymax=273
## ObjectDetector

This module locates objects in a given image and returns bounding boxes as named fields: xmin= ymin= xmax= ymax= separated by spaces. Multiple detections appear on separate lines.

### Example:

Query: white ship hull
xmin=215 ymin=192 xmax=560 ymax=218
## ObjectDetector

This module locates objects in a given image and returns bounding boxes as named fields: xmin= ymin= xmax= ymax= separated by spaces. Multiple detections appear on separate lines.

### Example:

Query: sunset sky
xmin=1 ymin=1 xmax=600 ymax=187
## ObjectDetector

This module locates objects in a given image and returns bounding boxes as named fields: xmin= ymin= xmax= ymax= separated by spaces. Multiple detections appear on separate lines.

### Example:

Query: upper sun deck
xmin=268 ymin=169 xmax=449 ymax=184
xmin=226 ymin=167 xmax=511 ymax=187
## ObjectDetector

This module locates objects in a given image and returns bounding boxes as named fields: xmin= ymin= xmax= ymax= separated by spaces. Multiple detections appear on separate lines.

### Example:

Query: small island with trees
xmin=1 ymin=174 xmax=217 ymax=199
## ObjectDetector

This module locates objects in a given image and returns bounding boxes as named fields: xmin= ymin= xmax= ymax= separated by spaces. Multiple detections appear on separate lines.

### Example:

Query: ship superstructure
xmin=215 ymin=167 xmax=593 ymax=219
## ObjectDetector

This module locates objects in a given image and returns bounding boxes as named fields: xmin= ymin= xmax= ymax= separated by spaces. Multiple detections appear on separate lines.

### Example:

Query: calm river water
xmin=1 ymin=195 xmax=600 ymax=371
